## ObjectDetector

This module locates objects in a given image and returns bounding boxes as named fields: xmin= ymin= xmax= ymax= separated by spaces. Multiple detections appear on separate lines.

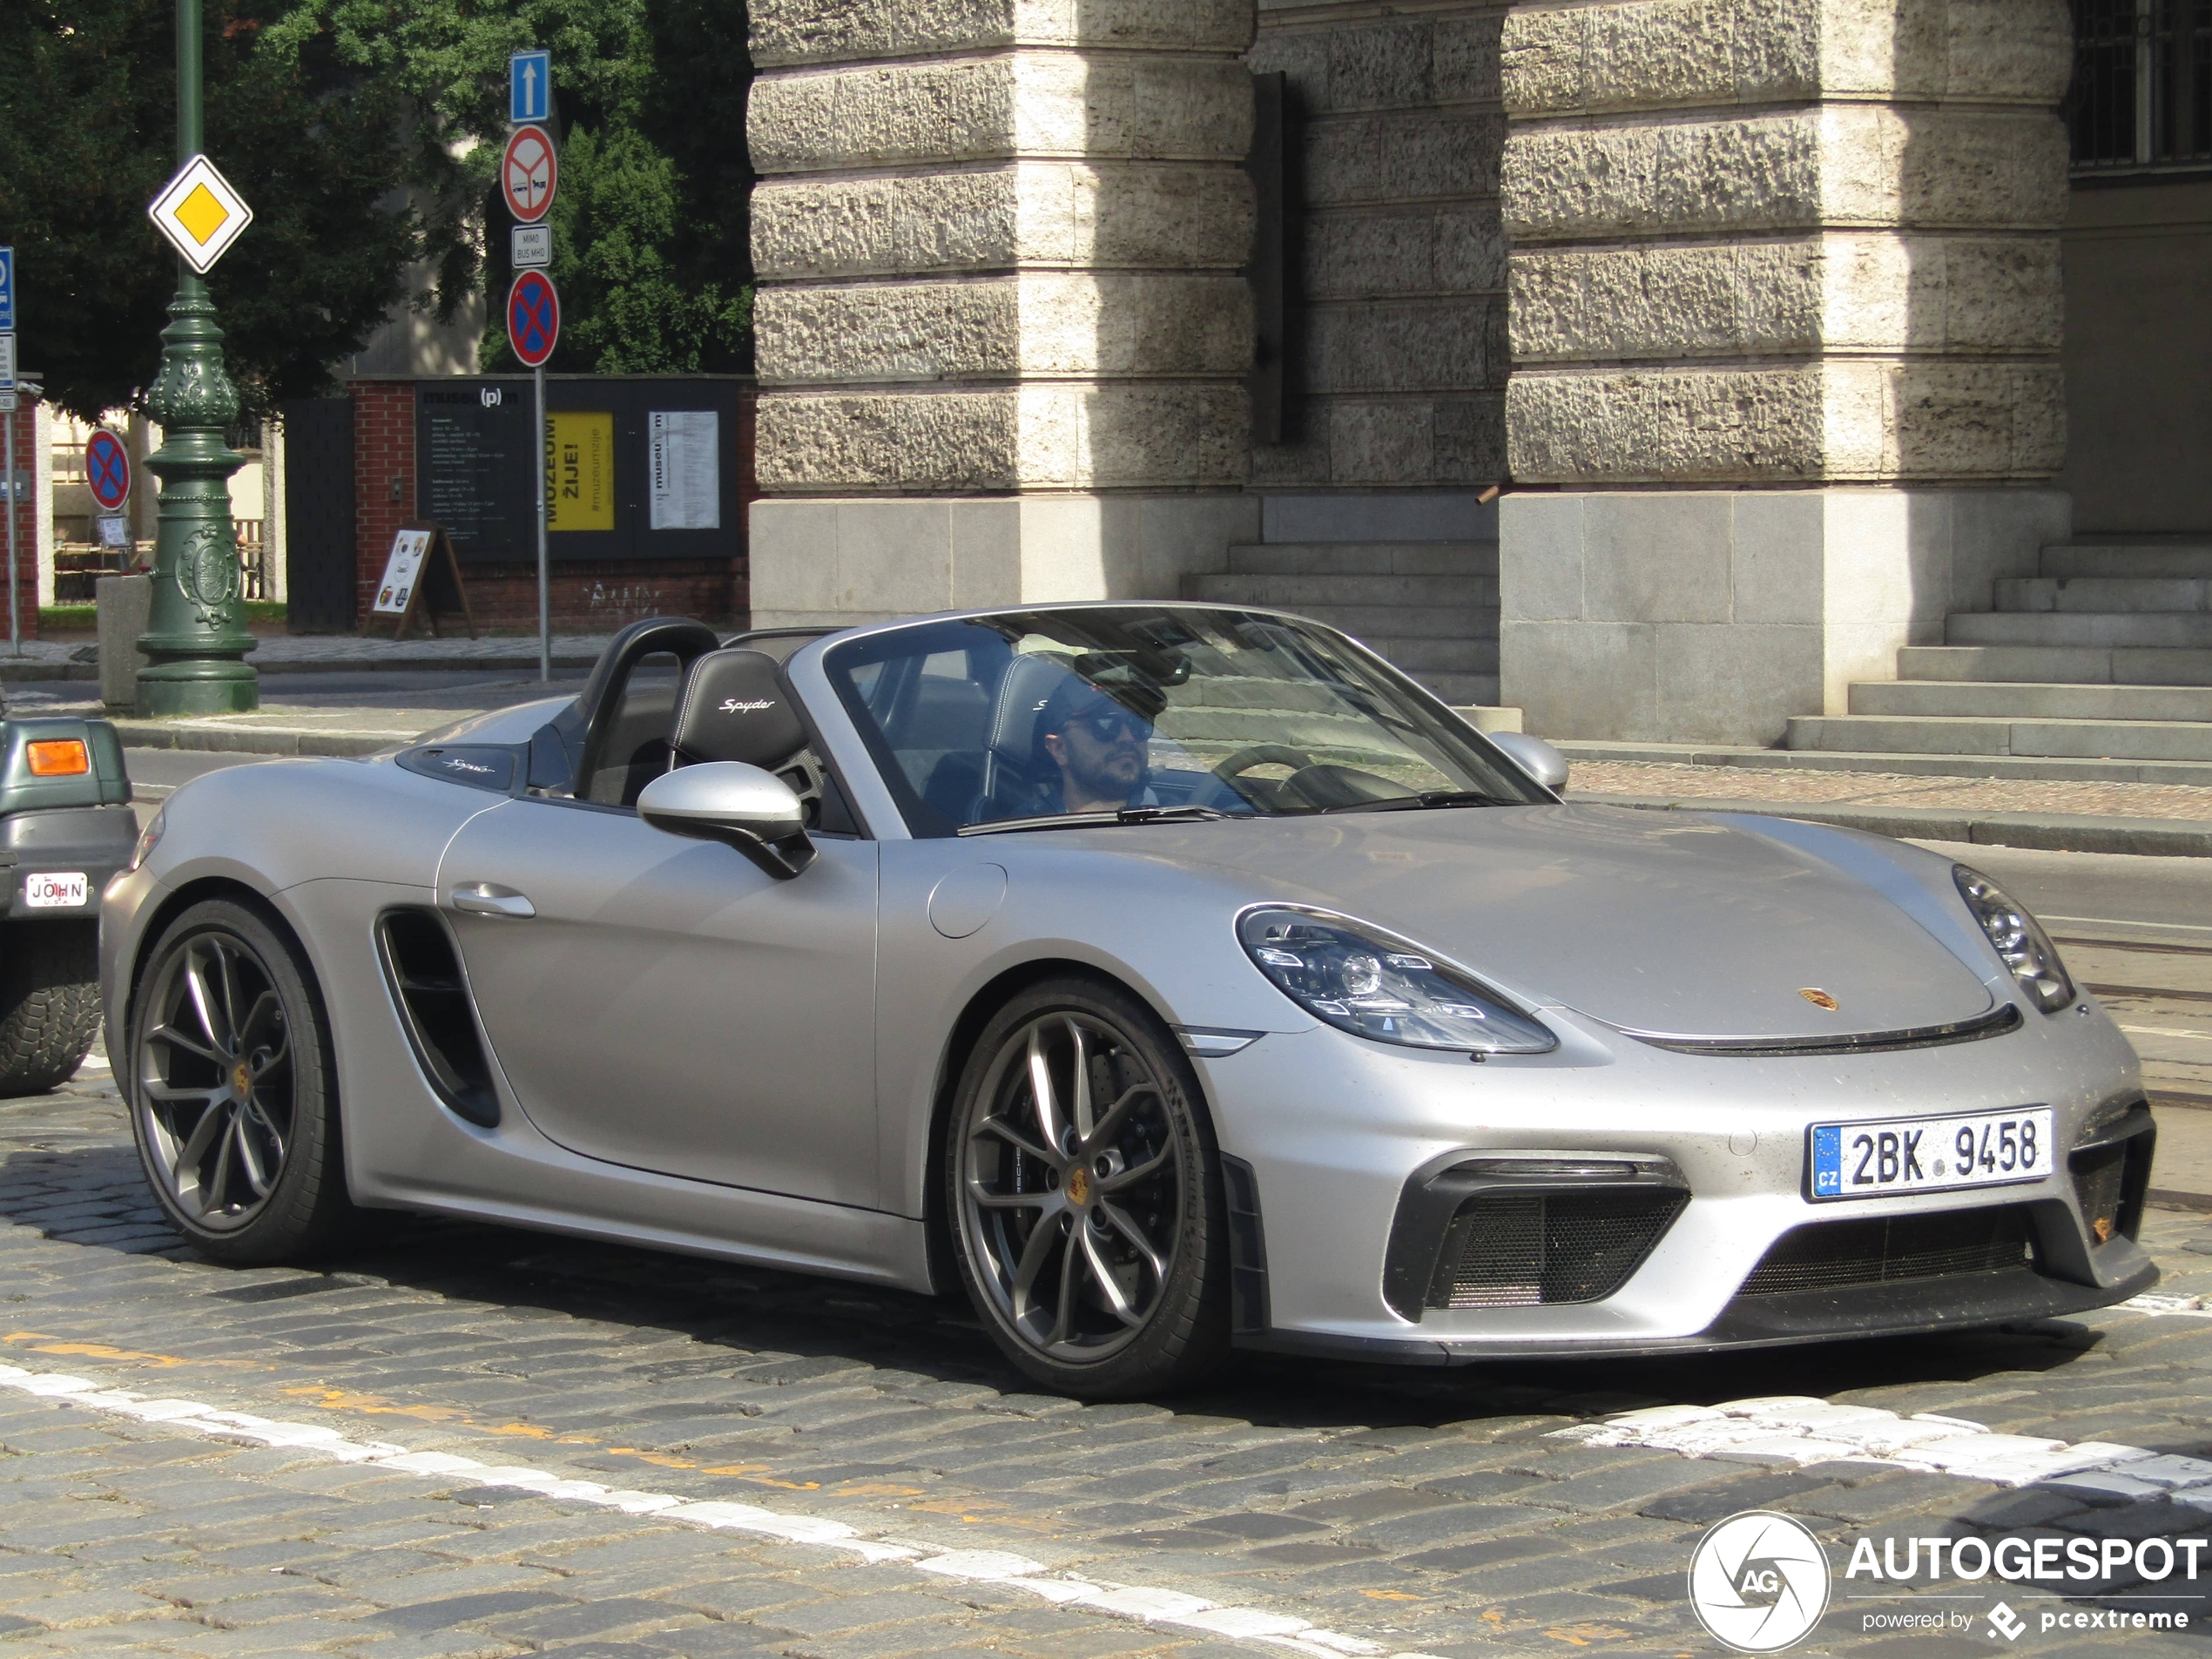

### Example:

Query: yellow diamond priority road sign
xmin=147 ymin=155 xmax=253 ymax=274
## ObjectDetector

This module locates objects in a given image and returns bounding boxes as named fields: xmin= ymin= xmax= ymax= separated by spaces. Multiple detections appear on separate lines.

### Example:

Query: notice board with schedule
xmin=415 ymin=376 xmax=743 ymax=563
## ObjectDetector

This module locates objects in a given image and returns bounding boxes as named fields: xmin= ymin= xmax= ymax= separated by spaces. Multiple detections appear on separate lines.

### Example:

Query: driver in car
xmin=1038 ymin=679 xmax=1158 ymax=815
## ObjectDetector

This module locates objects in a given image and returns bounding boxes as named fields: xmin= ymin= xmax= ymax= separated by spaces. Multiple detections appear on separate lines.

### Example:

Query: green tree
xmin=0 ymin=0 xmax=417 ymax=424
xmin=267 ymin=0 xmax=753 ymax=378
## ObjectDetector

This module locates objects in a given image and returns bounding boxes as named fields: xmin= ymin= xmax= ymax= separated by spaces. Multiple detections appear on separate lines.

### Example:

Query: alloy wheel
xmin=135 ymin=929 xmax=295 ymax=1231
xmin=959 ymin=1011 xmax=1189 ymax=1364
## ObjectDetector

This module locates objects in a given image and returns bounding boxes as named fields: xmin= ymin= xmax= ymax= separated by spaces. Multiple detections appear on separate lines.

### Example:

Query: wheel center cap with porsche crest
xmin=1065 ymin=1167 xmax=1091 ymax=1205
xmin=1797 ymin=988 xmax=1839 ymax=1012
xmin=232 ymin=1062 xmax=252 ymax=1096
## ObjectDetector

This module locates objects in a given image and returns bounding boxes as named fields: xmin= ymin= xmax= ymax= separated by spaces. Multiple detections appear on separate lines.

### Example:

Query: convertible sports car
xmin=102 ymin=604 xmax=2159 ymax=1395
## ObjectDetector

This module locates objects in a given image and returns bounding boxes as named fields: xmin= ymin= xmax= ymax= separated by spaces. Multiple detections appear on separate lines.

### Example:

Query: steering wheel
xmin=1212 ymin=744 xmax=1317 ymax=782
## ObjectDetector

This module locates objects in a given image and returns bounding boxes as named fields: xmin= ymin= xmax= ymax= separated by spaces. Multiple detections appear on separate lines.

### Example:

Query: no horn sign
xmin=507 ymin=270 xmax=560 ymax=368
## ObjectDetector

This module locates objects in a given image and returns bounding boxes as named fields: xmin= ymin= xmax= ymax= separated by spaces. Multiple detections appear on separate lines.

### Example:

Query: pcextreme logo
xmin=1689 ymin=1511 xmax=1832 ymax=1653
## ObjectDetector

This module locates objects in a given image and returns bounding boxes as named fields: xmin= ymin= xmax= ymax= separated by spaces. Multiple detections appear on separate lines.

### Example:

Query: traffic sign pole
xmin=6 ymin=403 xmax=17 ymax=656
xmin=536 ymin=364 xmax=549 ymax=682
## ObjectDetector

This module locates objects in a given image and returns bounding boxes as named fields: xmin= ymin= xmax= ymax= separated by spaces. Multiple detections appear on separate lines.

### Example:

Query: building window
xmin=2072 ymin=0 xmax=2212 ymax=172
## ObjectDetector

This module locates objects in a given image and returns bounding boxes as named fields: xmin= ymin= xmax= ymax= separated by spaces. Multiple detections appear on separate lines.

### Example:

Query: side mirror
xmin=637 ymin=762 xmax=816 ymax=878
xmin=1487 ymin=729 xmax=1569 ymax=792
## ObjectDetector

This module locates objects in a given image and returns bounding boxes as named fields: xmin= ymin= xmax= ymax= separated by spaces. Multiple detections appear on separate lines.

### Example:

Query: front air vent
xmin=2071 ymin=1101 xmax=2155 ymax=1246
xmin=1742 ymin=1207 xmax=2033 ymax=1296
xmin=374 ymin=909 xmax=500 ymax=1128
xmin=1427 ymin=1188 xmax=1687 ymax=1308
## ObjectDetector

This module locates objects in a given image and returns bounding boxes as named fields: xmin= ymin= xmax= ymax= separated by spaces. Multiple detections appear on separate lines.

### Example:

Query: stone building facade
xmin=745 ymin=1 xmax=2188 ymax=745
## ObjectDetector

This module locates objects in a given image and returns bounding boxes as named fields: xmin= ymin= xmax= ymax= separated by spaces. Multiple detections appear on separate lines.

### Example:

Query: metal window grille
xmin=2073 ymin=0 xmax=2212 ymax=172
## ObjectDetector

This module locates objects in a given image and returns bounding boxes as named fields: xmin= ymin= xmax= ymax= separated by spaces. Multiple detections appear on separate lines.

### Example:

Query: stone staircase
xmin=1787 ymin=538 xmax=2212 ymax=774
xmin=1183 ymin=541 xmax=1501 ymax=705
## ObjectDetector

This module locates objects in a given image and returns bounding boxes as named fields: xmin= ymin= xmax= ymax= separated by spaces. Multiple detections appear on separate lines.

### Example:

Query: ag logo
xmin=1688 ymin=1511 xmax=1831 ymax=1653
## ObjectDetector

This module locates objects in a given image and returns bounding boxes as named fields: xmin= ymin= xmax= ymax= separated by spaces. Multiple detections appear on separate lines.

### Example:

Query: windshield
xmin=823 ymin=608 xmax=1550 ymax=838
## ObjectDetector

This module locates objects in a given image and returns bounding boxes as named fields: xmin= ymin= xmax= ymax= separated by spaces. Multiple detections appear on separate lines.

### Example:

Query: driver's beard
xmin=1069 ymin=748 xmax=1145 ymax=808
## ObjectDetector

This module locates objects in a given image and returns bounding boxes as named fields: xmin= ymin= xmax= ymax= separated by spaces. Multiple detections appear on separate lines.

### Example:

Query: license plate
xmin=23 ymin=872 xmax=88 ymax=909
xmin=1810 ymin=1108 xmax=2055 ymax=1200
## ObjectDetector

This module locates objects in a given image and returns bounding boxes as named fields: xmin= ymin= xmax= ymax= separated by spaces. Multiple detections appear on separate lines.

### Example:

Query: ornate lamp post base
xmin=134 ymin=280 xmax=257 ymax=718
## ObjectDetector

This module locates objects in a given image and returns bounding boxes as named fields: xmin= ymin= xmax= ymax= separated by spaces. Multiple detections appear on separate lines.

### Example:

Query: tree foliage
xmin=0 ymin=0 xmax=417 ymax=424
xmin=0 ymin=0 xmax=753 ymax=425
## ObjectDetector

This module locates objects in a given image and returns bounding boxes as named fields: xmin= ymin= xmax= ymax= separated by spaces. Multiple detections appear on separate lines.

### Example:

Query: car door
xmin=435 ymin=796 xmax=880 ymax=1207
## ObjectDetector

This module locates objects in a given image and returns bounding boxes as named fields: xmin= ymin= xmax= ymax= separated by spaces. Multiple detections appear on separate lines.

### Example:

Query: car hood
xmin=1078 ymin=802 xmax=1998 ymax=1042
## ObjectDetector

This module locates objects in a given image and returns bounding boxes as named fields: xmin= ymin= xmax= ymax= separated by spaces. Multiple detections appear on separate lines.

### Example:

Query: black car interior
xmin=521 ymin=616 xmax=854 ymax=832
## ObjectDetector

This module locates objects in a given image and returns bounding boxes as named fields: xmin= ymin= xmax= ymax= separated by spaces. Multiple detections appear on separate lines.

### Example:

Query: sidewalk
xmin=0 ymin=632 xmax=613 ymax=681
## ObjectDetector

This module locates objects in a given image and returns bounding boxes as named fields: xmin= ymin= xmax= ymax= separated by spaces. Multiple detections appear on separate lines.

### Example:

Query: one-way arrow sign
xmin=511 ymin=49 xmax=551 ymax=125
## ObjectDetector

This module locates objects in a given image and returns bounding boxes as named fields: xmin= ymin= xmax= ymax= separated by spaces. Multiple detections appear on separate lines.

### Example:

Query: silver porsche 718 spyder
xmin=101 ymin=604 xmax=2159 ymax=1396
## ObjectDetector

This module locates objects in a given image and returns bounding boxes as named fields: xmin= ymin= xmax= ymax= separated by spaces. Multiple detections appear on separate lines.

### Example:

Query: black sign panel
xmin=415 ymin=377 xmax=743 ymax=565
xmin=417 ymin=383 xmax=534 ymax=563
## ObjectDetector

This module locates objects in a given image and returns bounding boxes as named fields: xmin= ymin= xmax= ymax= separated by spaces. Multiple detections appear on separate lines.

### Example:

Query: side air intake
xmin=375 ymin=909 xmax=500 ymax=1128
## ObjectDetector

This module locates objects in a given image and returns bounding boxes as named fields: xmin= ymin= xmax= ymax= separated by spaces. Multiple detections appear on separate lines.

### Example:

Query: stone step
xmin=1850 ymin=679 xmax=2212 ymax=722
xmin=1340 ymin=634 xmax=1499 ymax=672
xmin=1238 ymin=601 xmax=1500 ymax=641
xmin=1899 ymin=644 xmax=2212 ymax=686
xmin=1947 ymin=611 xmax=2212 ymax=649
xmin=2041 ymin=544 xmax=2212 ymax=580
xmin=1997 ymin=577 xmax=2212 ymax=614
xmin=1408 ymin=670 xmax=1500 ymax=705
xmin=1785 ymin=712 xmax=2212 ymax=763
xmin=1188 ymin=572 xmax=1499 ymax=609
xmin=1227 ymin=542 xmax=1498 ymax=577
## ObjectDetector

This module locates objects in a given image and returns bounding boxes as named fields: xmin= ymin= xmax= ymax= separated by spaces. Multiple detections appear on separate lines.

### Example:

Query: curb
xmin=1576 ymin=792 xmax=2212 ymax=860
xmin=112 ymin=721 xmax=398 ymax=759
xmin=1554 ymin=738 xmax=2212 ymax=788
xmin=4 ymin=653 xmax=597 ymax=685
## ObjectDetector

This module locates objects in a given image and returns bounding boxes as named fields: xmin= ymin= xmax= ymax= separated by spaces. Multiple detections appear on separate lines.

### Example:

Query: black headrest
xmin=671 ymin=650 xmax=809 ymax=767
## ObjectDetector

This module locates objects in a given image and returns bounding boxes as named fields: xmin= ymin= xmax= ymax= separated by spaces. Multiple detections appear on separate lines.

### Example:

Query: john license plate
xmin=1810 ymin=1108 xmax=2055 ymax=1199
xmin=23 ymin=872 xmax=89 ymax=909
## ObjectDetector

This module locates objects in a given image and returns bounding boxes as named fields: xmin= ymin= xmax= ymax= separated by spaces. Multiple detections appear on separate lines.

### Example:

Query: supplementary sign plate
xmin=1810 ymin=1106 xmax=2054 ymax=1200
xmin=507 ymin=271 xmax=560 ymax=368
xmin=24 ymin=873 xmax=89 ymax=910
xmin=84 ymin=430 xmax=131 ymax=512
xmin=148 ymin=155 xmax=254 ymax=274
xmin=501 ymin=125 xmax=558 ymax=225
xmin=0 ymin=332 xmax=13 ymax=391
xmin=511 ymin=225 xmax=551 ymax=269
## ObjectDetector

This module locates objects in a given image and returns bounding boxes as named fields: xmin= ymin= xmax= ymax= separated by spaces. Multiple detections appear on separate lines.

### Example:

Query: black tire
xmin=0 ymin=922 xmax=102 ymax=1098
xmin=944 ymin=976 xmax=1229 ymax=1398
xmin=125 ymin=896 xmax=362 ymax=1264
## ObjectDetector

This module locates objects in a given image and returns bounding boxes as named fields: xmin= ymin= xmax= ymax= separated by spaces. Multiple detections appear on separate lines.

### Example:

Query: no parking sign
xmin=507 ymin=271 xmax=560 ymax=368
xmin=84 ymin=430 xmax=131 ymax=513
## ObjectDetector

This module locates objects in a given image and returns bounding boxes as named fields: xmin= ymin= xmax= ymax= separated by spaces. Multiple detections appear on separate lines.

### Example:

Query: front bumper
xmin=1201 ymin=1001 xmax=2158 ymax=1360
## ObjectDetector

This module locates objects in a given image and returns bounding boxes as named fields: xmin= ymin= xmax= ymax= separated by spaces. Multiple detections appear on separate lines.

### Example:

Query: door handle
xmin=449 ymin=882 xmax=536 ymax=919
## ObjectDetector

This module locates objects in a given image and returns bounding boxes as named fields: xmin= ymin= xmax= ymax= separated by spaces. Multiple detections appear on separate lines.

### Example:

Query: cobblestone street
xmin=3 ymin=1062 xmax=2212 ymax=1657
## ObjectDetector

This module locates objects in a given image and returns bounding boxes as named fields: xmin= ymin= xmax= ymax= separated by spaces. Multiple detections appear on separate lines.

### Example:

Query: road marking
xmin=2121 ymin=1025 xmax=2212 ymax=1042
xmin=0 ymin=1360 xmax=1442 ymax=1659
xmin=2045 ymin=916 xmax=2212 ymax=935
xmin=1554 ymin=1386 xmax=2212 ymax=1501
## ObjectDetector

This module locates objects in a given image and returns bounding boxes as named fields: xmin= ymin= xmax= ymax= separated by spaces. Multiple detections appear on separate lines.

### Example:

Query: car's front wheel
xmin=946 ymin=977 xmax=1229 ymax=1398
xmin=127 ymin=897 xmax=361 ymax=1263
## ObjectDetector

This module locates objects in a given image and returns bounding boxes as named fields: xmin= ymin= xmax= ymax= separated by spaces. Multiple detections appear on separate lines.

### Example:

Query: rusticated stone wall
xmin=748 ymin=0 xmax=1258 ymax=496
xmin=1501 ymin=0 xmax=2073 ymax=486
xmin=1248 ymin=2 xmax=1509 ymax=492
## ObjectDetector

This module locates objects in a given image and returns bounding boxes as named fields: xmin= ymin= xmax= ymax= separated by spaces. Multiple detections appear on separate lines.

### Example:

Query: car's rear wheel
xmin=947 ymin=977 xmax=1229 ymax=1398
xmin=0 ymin=921 xmax=101 ymax=1098
xmin=127 ymin=897 xmax=361 ymax=1263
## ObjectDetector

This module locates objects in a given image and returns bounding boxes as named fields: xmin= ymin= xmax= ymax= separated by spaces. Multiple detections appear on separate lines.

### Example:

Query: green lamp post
xmin=136 ymin=0 xmax=257 ymax=716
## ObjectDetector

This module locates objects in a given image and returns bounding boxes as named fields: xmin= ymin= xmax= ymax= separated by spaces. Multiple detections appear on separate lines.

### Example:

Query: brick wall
xmin=347 ymin=381 xmax=752 ymax=634
xmin=3 ymin=399 xmax=36 ymax=643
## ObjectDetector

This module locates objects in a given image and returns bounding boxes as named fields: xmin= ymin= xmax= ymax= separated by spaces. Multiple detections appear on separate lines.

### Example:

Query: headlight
xmin=127 ymin=806 xmax=165 ymax=874
xmin=1238 ymin=906 xmax=1557 ymax=1055
xmin=1954 ymin=865 xmax=2074 ymax=1013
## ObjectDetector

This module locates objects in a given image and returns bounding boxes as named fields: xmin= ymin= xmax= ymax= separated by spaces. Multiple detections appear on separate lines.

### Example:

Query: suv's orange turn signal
xmin=25 ymin=739 xmax=91 ymax=777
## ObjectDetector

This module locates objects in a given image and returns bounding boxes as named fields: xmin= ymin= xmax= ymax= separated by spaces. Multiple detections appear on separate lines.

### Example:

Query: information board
xmin=547 ymin=411 xmax=614 ymax=532
xmin=417 ymin=384 xmax=534 ymax=562
xmin=649 ymin=411 xmax=720 ymax=531
xmin=373 ymin=528 xmax=433 ymax=614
